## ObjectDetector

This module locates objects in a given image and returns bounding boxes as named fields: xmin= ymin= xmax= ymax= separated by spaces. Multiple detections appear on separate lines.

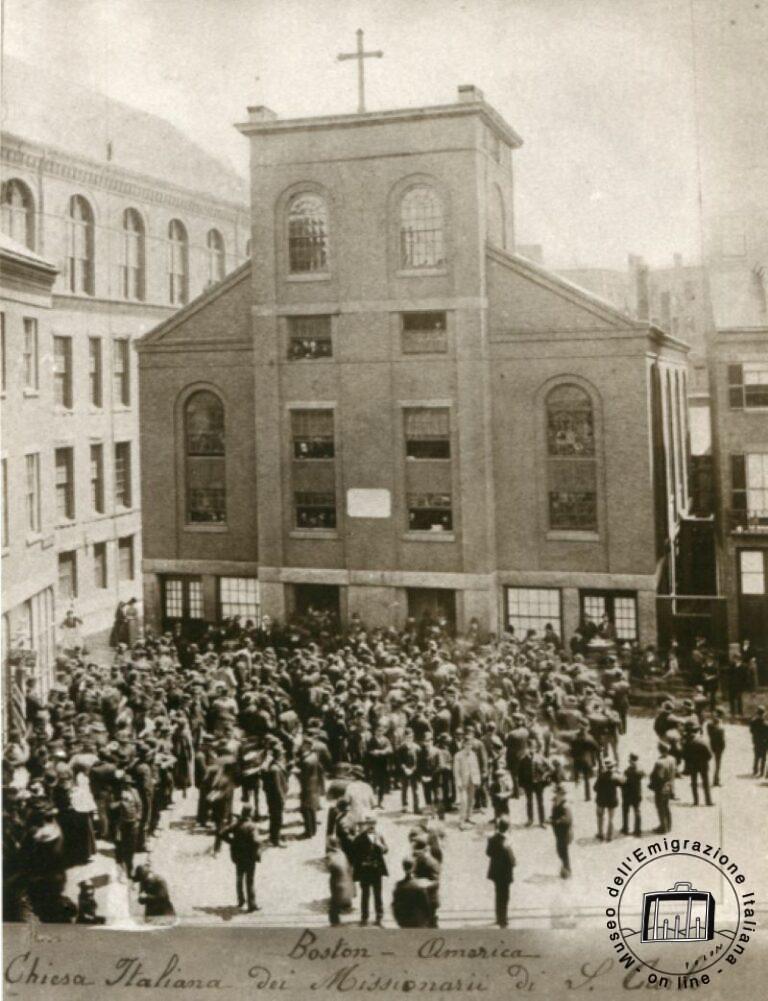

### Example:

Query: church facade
xmin=137 ymin=86 xmax=690 ymax=646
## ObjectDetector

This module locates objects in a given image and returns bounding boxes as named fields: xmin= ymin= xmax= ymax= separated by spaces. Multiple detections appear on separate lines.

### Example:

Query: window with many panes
xmin=121 ymin=208 xmax=145 ymax=301
xmin=400 ymin=186 xmax=445 ymax=269
xmin=163 ymin=577 xmax=204 ymax=620
xmin=90 ymin=444 xmax=104 ymax=513
xmin=219 ymin=577 xmax=260 ymax=622
xmin=168 ymin=219 xmax=189 ymax=305
xmin=292 ymin=409 xmax=334 ymax=459
xmin=288 ymin=315 xmax=332 ymax=359
xmin=739 ymin=550 xmax=766 ymax=594
xmin=67 ymin=195 xmax=94 ymax=295
xmin=93 ymin=541 xmax=108 ymax=589
xmin=1 ymin=179 xmax=35 ymax=249
xmin=288 ymin=194 xmax=329 ymax=273
xmin=404 ymin=407 xmax=450 ymax=459
xmin=731 ymin=453 xmax=768 ymax=530
xmin=207 ymin=229 xmax=225 ymax=285
xmin=185 ymin=390 xmax=226 ymax=523
xmin=506 ymin=587 xmax=562 ymax=638
xmin=401 ymin=311 xmax=447 ymax=354
xmin=53 ymin=336 xmax=73 ymax=408
xmin=113 ymin=339 xmax=130 ymax=406
xmin=580 ymin=590 xmax=638 ymax=641
xmin=88 ymin=338 xmax=103 ymax=407
xmin=114 ymin=442 xmax=132 ymax=508
xmin=55 ymin=447 xmax=75 ymax=521
xmin=23 ymin=318 xmax=38 ymax=390
xmin=407 ymin=492 xmax=452 ymax=532
xmin=25 ymin=453 xmax=40 ymax=533
xmin=294 ymin=491 xmax=336 ymax=529
xmin=58 ymin=551 xmax=77 ymax=601
xmin=118 ymin=535 xmax=134 ymax=580
xmin=546 ymin=384 xmax=597 ymax=531
xmin=729 ymin=363 xmax=768 ymax=409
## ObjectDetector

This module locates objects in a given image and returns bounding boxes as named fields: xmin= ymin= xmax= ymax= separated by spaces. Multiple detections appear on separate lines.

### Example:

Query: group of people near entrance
xmin=3 ymin=605 xmax=766 ymax=928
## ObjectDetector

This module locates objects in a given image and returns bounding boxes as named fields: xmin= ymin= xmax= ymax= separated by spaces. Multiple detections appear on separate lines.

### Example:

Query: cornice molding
xmin=1 ymin=132 xmax=249 ymax=226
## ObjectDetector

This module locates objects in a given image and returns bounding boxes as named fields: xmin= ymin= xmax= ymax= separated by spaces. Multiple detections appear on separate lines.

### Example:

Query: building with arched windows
xmin=1 ymin=58 xmax=249 ymax=663
xmin=138 ymin=85 xmax=689 ymax=645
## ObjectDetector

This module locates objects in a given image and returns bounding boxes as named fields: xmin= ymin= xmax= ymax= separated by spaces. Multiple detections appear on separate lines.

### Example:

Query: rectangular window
xmin=219 ymin=577 xmax=260 ymax=622
xmin=113 ymin=338 xmax=130 ymax=406
xmin=580 ymin=590 xmax=639 ymax=641
xmin=506 ymin=587 xmax=562 ymax=638
xmin=744 ymin=363 xmax=768 ymax=408
xmin=731 ymin=453 xmax=768 ymax=531
xmin=548 ymin=471 xmax=598 ymax=530
xmin=23 ymin=318 xmax=38 ymax=390
xmin=1 ymin=458 xmax=8 ymax=548
xmin=401 ymin=312 xmax=447 ymax=354
xmin=55 ymin=447 xmax=75 ymax=521
xmin=404 ymin=407 xmax=450 ymax=459
xmin=118 ymin=535 xmax=134 ymax=580
xmin=57 ymin=551 xmax=77 ymax=601
xmin=407 ymin=492 xmax=452 ymax=532
xmin=294 ymin=491 xmax=337 ymax=529
xmin=25 ymin=453 xmax=41 ymax=533
xmin=90 ymin=444 xmax=104 ymax=513
xmin=114 ymin=442 xmax=132 ymax=508
xmin=89 ymin=338 xmax=103 ymax=407
xmin=163 ymin=577 xmax=203 ymax=620
xmin=93 ymin=541 xmax=108 ymax=589
xmin=292 ymin=409 xmax=334 ymax=459
xmin=288 ymin=315 xmax=332 ymax=359
xmin=53 ymin=336 xmax=73 ymax=408
xmin=739 ymin=550 xmax=766 ymax=595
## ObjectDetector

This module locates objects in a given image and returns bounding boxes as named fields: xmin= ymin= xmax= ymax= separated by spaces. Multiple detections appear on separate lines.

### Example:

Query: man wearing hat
xmin=262 ymin=740 xmax=288 ymax=848
xmin=593 ymin=760 xmax=622 ymax=841
xmin=681 ymin=722 xmax=713 ymax=806
xmin=218 ymin=805 xmax=261 ymax=911
xmin=345 ymin=765 xmax=377 ymax=827
xmin=549 ymin=786 xmax=573 ymax=879
xmin=749 ymin=706 xmax=768 ymax=778
xmin=486 ymin=816 xmax=516 ymax=928
xmin=620 ymin=753 xmax=644 ymax=836
xmin=392 ymin=857 xmax=433 ymax=928
xmin=648 ymin=742 xmax=677 ymax=833
xmin=706 ymin=709 xmax=726 ymax=786
xmin=115 ymin=771 xmax=142 ymax=878
xmin=351 ymin=814 xmax=388 ymax=927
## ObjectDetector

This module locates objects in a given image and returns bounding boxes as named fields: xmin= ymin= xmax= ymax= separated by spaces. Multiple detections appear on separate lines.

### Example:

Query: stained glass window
xmin=546 ymin=384 xmax=597 ymax=530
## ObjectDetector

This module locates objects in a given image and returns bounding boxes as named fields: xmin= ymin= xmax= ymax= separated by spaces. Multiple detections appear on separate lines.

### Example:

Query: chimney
xmin=458 ymin=84 xmax=484 ymax=104
xmin=247 ymin=105 xmax=278 ymax=123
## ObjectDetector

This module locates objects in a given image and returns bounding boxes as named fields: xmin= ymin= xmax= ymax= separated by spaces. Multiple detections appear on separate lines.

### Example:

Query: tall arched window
xmin=400 ymin=185 xmax=445 ymax=269
xmin=546 ymin=384 xmax=597 ymax=531
xmin=185 ymin=390 xmax=226 ymax=523
xmin=67 ymin=195 xmax=95 ymax=295
xmin=488 ymin=184 xmax=506 ymax=249
xmin=206 ymin=229 xmax=225 ymax=284
xmin=168 ymin=219 xmax=189 ymax=305
xmin=288 ymin=194 xmax=328 ymax=273
xmin=1 ymin=179 xmax=35 ymax=249
xmin=121 ymin=208 xmax=145 ymax=301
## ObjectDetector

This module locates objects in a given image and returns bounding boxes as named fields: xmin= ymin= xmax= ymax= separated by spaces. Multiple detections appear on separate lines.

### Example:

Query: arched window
xmin=400 ymin=185 xmax=445 ymax=269
xmin=121 ymin=208 xmax=145 ymax=301
xmin=168 ymin=219 xmax=188 ymax=305
xmin=185 ymin=390 xmax=226 ymax=523
xmin=67 ymin=195 xmax=95 ymax=295
xmin=207 ymin=228 xmax=225 ymax=284
xmin=1 ymin=179 xmax=35 ymax=249
xmin=488 ymin=184 xmax=506 ymax=249
xmin=288 ymin=193 xmax=328 ymax=273
xmin=546 ymin=384 xmax=597 ymax=531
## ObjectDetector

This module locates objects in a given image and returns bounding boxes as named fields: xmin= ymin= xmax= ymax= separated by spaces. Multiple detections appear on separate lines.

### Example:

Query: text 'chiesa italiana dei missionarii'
xmin=137 ymin=84 xmax=691 ymax=646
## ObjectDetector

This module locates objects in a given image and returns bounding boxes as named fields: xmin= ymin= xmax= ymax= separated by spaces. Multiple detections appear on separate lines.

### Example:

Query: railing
xmin=729 ymin=509 xmax=768 ymax=534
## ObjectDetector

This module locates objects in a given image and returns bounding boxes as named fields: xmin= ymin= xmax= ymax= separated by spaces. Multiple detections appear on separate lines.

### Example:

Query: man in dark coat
xmin=706 ymin=710 xmax=726 ymax=786
xmin=518 ymin=745 xmax=550 ymax=827
xmin=681 ymin=723 xmax=713 ymax=806
xmin=326 ymin=836 xmax=354 ymax=926
xmin=396 ymin=726 xmax=420 ymax=813
xmin=486 ymin=817 xmax=516 ymax=927
xmin=351 ymin=815 xmax=388 ymax=927
xmin=416 ymin=732 xmax=440 ymax=808
xmin=550 ymin=787 xmax=573 ymax=878
xmin=749 ymin=706 xmax=768 ymax=777
xmin=649 ymin=742 xmax=677 ymax=833
xmin=218 ymin=805 xmax=261 ymax=911
xmin=392 ymin=858 xmax=433 ymax=928
xmin=570 ymin=724 xmax=599 ymax=801
xmin=620 ymin=753 xmax=644 ymax=836
xmin=365 ymin=725 xmax=392 ymax=808
xmin=594 ymin=760 xmax=623 ymax=841
xmin=262 ymin=741 xmax=288 ymax=848
xmin=297 ymin=739 xmax=323 ymax=838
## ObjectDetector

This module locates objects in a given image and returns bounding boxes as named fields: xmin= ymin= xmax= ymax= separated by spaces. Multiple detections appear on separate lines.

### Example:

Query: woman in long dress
xmin=109 ymin=602 xmax=127 ymax=648
xmin=67 ymin=770 xmax=97 ymax=866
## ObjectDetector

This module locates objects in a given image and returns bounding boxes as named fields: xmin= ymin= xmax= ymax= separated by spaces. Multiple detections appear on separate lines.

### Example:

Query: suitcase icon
xmin=640 ymin=882 xmax=715 ymax=943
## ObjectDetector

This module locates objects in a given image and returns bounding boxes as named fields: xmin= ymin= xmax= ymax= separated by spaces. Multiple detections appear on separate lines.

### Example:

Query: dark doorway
xmin=293 ymin=584 xmax=340 ymax=620
xmin=406 ymin=588 xmax=456 ymax=633
xmin=161 ymin=575 xmax=207 ymax=639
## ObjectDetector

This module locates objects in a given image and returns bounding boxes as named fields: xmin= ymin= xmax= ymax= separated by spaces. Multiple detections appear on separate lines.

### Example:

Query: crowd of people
xmin=3 ymin=607 xmax=766 ymax=928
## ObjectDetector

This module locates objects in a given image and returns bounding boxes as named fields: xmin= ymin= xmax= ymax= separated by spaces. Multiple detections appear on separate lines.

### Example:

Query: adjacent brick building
xmin=138 ymin=86 xmax=690 ymax=646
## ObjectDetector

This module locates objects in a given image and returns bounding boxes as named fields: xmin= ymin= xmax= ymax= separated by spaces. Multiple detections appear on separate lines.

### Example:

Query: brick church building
xmin=137 ymin=85 xmax=690 ymax=646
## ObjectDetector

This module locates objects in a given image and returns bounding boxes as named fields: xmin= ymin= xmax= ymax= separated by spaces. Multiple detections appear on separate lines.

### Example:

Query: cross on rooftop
xmin=336 ymin=28 xmax=383 ymax=113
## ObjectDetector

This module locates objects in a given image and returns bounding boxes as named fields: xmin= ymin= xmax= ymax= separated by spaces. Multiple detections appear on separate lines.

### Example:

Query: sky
xmin=2 ymin=0 xmax=765 ymax=269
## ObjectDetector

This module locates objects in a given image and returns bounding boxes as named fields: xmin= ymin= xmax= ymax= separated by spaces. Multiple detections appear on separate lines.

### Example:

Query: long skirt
xmin=65 ymin=810 xmax=97 ymax=867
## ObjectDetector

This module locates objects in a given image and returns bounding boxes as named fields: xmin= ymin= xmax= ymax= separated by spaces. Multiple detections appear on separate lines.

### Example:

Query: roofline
xmin=237 ymin=100 xmax=523 ymax=149
xmin=1 ymin=130 xmax=249 ymax=217
xmin=0 ymin=244 xmax=58 ymax=275
xmin=136 ymin=260 xmax=252 ymax=350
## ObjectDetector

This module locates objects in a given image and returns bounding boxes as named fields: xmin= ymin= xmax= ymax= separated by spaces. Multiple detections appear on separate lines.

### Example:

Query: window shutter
xmin=728 ymin=364 xmax=744 ymax=409
xmin=731 ymin=454 xmax=747 ymax=510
